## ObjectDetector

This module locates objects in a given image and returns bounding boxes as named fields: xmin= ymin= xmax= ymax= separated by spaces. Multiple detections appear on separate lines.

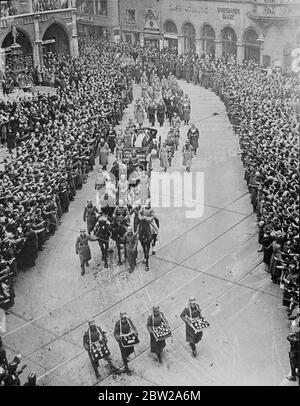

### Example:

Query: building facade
xmin=0 ymin=0 xmax=79 ymax=73
xmin=76 ymin=0 xmax=119 ymax=39
xmin=118 ymin=0 xmax=300 ymax=67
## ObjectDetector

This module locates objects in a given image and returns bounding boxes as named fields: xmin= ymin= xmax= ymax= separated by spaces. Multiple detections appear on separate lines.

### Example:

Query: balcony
xmin=247 ymin=1 xmax=300 ymax=23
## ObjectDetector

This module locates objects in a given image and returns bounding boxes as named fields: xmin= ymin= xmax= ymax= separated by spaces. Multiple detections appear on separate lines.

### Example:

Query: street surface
xmin=2 ymin=81 xmax=294 ymax=386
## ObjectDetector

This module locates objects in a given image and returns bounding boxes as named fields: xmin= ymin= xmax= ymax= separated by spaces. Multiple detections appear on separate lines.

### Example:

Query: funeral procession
xmin=0 ymin=0 xmax=299 ymax=390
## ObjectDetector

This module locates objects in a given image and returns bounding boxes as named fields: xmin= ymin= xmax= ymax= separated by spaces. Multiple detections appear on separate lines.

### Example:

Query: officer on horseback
xmin=94 ymin=212 xmax=111 ymax=269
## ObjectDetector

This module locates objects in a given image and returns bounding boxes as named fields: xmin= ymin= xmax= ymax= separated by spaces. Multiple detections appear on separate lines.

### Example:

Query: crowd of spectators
xmin=0 ymin=38 xmax=298 ymax=384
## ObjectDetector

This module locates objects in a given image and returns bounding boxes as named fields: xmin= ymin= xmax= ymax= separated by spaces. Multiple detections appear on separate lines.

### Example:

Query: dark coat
xmin=181 ymin=305 xmax=203 ymax=344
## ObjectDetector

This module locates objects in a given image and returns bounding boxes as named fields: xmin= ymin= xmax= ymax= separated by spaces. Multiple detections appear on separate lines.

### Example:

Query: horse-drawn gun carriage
xmin=111 ymin=127 xmax=158 ymax=187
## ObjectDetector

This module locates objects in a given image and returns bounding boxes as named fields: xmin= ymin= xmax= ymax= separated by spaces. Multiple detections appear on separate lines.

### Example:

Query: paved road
xmin=2 ymin=81 xmax=294 ymax=386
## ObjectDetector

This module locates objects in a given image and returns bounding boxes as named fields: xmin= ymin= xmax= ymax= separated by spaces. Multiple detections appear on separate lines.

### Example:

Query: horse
xmin=137 ymin=218 xmax=157 ymax=271
xmin=131 ymin=128 xmax=157 ymax=150
xmin=110 ymin=218 xmax=128 ymax=265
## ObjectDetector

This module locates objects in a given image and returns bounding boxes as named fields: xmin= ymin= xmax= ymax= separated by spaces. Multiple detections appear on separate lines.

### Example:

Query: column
xmin=33 ymin=14 xmax=41 ymax=67
xmin=71 ymin=10 xmax=79 ymax=57
xmin=29 ymin=0 xmax=33 ymax=13
xmin=178 ymin=35 xmax=184 ymax=55
xmin=236 ymin=43 xmax=244 ymax=63
xmin=214 ymin=40 xmax=222 ymax=58
xmin=196 ymin=37 xmax=202 ymax=56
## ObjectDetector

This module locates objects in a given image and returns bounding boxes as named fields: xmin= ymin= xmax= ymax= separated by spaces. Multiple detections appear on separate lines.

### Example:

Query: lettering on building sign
xmin=217 ymin=8 xmax=240 ymax=20
xmin=0 ymin=19 xmax=9 ymax=29
xmin=144 ymin=8 xmax=160 ymax=32
xmin=61 ymin=12 xmax=72 ymax=19
xmin=81 ymin=15 xmax=94 ymax=23
xmin=169 ymin=5 xmax=208 ymax=14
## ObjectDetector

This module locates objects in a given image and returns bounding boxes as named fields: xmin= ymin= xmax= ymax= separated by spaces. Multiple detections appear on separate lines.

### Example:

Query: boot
xmin=81 ymin=266 xmax=85 ymax=276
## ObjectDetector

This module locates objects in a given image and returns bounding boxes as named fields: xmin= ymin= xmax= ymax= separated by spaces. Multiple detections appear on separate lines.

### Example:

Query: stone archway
xmin=42 ymin=23 xmax=70 ymax=56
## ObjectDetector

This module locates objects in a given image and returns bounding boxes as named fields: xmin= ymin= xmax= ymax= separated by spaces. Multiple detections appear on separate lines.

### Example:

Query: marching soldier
xmin=114 ymin=312 xmax=139 ymax=374
xmin=75 ymin=228 xmax=98 ymax=275
xmin=83 ymin=320 xmax=111 ymax=380
xmin=83 ymin=200 xmax=99 ymax=235
xmin=147 ymin=306 xmax=170 ymax=363
xmin=148 ymin=101 xmax=156 ymax=127
xmin=171 ymin=112 xmax=181 ymax=130
xmin=180 ymin=297 xmax=203 ymax=357
xmin=139 ymin=200 xmax=159 ymax=254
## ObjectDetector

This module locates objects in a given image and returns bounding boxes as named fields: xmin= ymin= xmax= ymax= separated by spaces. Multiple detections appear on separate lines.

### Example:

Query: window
xmin=126 ymin=9 xmax=136 ymax=23
xmin=222 ymin=27 xmax=237 ymax=57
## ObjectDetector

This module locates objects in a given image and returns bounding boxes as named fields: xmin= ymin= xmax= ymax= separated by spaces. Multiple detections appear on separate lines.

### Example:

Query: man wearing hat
xmin=180 ymin=297 xmax=203 ymax=357
xmin=94 ymin=212 xmax=111 ymax=269
xmin=75 ymin=228 xmax=98 ymax=275
xmin=83 ymin=319 xmax=109 ymax=379
xmin=187 ymin=123 xmax=199 ymax=155
xmin=114 ymin=312 xmax=138 ymax=374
